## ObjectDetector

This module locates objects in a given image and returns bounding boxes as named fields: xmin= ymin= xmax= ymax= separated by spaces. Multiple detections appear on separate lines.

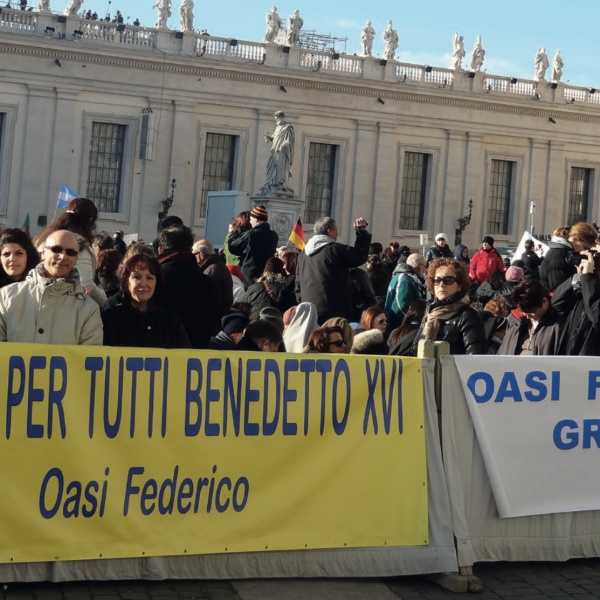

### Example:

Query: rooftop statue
xmin=38 ymin=0 xmax=50 ymax=12
xmin=63 ymin=0 xmax=83 ymax=16
xmin=382 ymin=20 xmax=398 ymax=61
xmin=470 ymin=36 xmax=485 ymax=72
xmin=261 ymin=111 xmax=295 ymax=194
xmin=534 ymin=47 xmax=549 ymax=81
xmin=286 ymin=9 xmax=303 ymax=46
xmin=551 ymin=49 xmax=564 ymax=83
xmin=179 ymin=0 xmax=193 ymax=32
xmin=153 ymin=0 xmax=172 ymax=29
xmin=264 ymin=6 xmax=284 ymax=43
xmin=450 ymin=32 xmax=466 ymax=71
xmin=361 ymin=20 xmax=375 ymax=57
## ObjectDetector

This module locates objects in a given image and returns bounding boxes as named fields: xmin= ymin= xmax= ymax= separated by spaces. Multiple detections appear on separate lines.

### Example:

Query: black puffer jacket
xmin=296 ymin=229 xmax=371 ymax=322
xmin=521 ymin=250 xmax=542 ymax=277
xmin=243 ymin=273 xmax=296 ymax=320
xmin=425 ymin=243 xmax=453 ymax=265
xmin=539 ymin=238 xmax=576 ymax=292
xmin=227 ymin=222 xmax=279 ymax=287
xmin=102 ymin=297 xmax=191 ymax=349
xmin=413 ymin=295 xmax=487 ymax=355
xmin=552 ymin=273 xmax=600 ymax=356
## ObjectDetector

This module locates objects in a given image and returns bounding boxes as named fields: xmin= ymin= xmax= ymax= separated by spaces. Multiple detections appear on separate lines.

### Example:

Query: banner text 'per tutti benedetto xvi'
xmin=0 ymin=343 xmax=428 ymax=563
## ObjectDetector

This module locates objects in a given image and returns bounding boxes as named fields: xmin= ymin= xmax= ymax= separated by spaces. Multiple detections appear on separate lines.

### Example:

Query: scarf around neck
xmin=422 ymin=292 xmax=470 ymax=341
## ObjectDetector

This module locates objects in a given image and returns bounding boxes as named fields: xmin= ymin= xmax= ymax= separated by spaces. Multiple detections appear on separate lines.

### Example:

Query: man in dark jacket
xmin=498 ymin=280 xmax=563 ymax=355
xmin=296 ymin=216 xmax=371 ymax=323
xmin=158 ymin=226 xmax=221 ymax=349
xmin=193 ymin=238 xmax=233 ymax=311
xmin=227 ymin=205 xmax=279 ymax=287
xmin=552 ymin=251 xmax=600 ymax=356
xmin=425 ymin=233 xmax=453 ymax=265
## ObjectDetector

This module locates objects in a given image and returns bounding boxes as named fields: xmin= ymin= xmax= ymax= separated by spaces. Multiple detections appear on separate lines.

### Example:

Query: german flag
xmin=288 ymin=217 xmax=305 ymax=250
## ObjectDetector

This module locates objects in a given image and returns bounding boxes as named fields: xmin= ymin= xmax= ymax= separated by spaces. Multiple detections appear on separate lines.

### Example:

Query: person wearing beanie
xmin=237 ymin=318 xmax=283 ymax=352
xmin=242 ymin=257 xmax=296 ymax=320
xmin=425 ymin=233 xmax=453 ymax=266
xmin=227 ymin=264 xmax=246 ymax=302
xmin=209 ymin=312 xmax=250 ymax=350
xmin=505 ymin=266 xmax=525 ymax=283
xmin=227 ymin=205 xmax=279 ymax=287
xmin=469 ymin=236 xmax=504 ymax=285
xmin=259 ymin=306 xmax=285 ymax=336
xmin=383 ymin=240 xmax=404 ymax=273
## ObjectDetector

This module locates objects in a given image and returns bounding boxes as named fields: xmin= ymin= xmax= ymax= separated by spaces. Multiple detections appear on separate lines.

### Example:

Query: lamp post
xmin=158 ymin=178 xmax=177 ymax=229
xmin=454 ymin=198 xmax=473 ymax=247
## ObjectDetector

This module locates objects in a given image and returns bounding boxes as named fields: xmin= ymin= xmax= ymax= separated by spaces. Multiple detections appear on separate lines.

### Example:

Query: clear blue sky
xmin=54 ymin=0 xmax=597 ymax=87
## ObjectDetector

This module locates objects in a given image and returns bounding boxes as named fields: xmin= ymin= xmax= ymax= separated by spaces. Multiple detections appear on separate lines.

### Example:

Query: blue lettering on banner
xmin=467 ymin=371 xmax=561 ymax=404
xmin=588 ymin=371 xmax=600 ymax=400
xmin=553 ymin=419 xmax=600 ymax=450
xmin=363 ymin=359 xmax=403 ymax=435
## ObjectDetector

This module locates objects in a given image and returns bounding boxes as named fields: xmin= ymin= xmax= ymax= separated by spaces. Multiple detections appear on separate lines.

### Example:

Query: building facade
xmin=0 ymin=8 xmax=599 ymax=248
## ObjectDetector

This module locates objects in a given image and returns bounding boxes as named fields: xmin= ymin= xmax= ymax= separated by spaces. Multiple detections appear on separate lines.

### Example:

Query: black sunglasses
xmin=329 ymin=339 xmax=346 ymax=348
xmin=45 ymin=245 xmax=79 ymax=258
xmin=433 ymin=276 xmax=457 ymax=286
xmin=376 ymin=318 xmax=387 ymax=324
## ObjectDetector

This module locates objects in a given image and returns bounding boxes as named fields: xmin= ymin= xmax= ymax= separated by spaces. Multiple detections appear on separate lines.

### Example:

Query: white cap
xmin=436 ymin=233 xmax=448 ymax=242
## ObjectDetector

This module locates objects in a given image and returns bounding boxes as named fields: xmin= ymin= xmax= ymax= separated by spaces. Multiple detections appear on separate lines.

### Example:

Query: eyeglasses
xmin=329 ymin=339 xmax=346 ymax=348
xmin=376 ymin=318 xmax=387 ymax=324
xmin=433 ymin=276 xmax=457 ymax=286
xmin=45 ymin=245 xmax=78 ymax=257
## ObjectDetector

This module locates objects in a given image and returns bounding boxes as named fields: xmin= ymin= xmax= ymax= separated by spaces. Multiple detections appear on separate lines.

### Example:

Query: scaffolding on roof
xmin=298 ymin=30 xmax=348 ymax=53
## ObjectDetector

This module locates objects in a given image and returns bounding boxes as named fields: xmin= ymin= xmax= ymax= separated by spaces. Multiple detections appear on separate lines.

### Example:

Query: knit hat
xmin=221 ymin=313 xmax=250 ymax=335
xmin=263 ymin=257 xmax=285 ymax=275
xmin=260 ymin=307 xmax=285 ymax=335
xmin=482 ymin=235 xmax=495 ymax=246
xmin=250 ymin=205 xmax=268 ymax=221
xmin=436 ymin=233 xmax=448 ymax=242
xmin=390 ymin=241 xmax=400 ymax=249
xmin=505 ymin=266 xmax=524 ymax=282
xmin=227 ymin=264 xmax=243 ymax=281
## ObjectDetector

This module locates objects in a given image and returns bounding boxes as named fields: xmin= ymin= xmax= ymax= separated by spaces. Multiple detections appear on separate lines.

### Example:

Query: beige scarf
xmin=422 ymin=294 xmax=470 ymax=341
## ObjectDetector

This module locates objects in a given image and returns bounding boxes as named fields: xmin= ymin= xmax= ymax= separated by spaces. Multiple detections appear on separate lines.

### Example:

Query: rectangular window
xmin=568 ymin=167 xmax=591 ymax=224
xmin=86 ymin=122 xmax=126 ymax=213
xmin=486 ymin=159 xmax=514 ymax=235
xmin=0 ymin=113 xmax=3 ymax=188
xmin=399 ymin=152 xmax=429 ymax=230
xmin=200 ymin=133 xmax=236 ymax=218
xmin=304 ymin=143 xmax=337 ymax=224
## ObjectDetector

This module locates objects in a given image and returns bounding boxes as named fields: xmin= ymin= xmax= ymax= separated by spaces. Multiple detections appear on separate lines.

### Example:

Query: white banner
xmin=454 ymin=356 xmax=600 ymax=518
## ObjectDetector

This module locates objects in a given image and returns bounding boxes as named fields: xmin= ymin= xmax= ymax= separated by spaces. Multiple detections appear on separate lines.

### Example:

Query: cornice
xmin=2 ymin=41 xmax=600 ymax=125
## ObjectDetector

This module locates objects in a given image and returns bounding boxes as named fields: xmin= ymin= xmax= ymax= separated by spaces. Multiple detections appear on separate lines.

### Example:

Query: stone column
xmin=525 ymin=139 xmax=550 ymax=235
xmin=542 ymin=141 xmax=565 ymax=234
xmin=462 ymin=132 xmax=484 ymax=248
xmin=440 ymin=130 xmax=467 ymax=243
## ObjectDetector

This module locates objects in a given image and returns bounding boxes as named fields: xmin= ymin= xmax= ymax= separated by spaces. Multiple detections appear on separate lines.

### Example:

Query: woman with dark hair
xmin=388 ymin=299 xmax=426 ymax=356
xmin=0 ymin=228 xmax=40 ymax=289
xmin=96 ymin=249 xmax=121 ymax=298
xmin=34 ymin=197 xmax=106 ymax=307
xmin=242 ymin=257 xmax=296 ymax=320
xmin=302 ymin=326 xmax=346 ymax=354
xmin=224 ymin=211 xmax=251 ymax=266
xmin=413 ymin=258 xmax=486 ymax=355
xmin=101 ymin=254 xmax=190 ymax=348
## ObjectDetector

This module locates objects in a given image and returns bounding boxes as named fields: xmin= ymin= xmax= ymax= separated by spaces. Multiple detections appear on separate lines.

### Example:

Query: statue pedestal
xmin=251 ymin=190 xmax=303 ymax=244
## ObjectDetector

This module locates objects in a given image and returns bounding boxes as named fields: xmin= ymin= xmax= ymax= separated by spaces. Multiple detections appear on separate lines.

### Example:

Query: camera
xmin=567 ymin=249 xmax=600 ymax=268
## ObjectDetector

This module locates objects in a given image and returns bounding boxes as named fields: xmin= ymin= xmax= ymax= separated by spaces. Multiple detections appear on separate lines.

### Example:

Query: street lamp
xmin=454 ymin=198 xmax=473 ymax=246
xmin=158 ymin=178 xmax=177 ymax=227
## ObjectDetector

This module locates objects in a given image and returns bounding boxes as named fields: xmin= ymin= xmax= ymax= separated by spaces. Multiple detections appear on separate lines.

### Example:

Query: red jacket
xmin=469 ymin=248 xmax=504 ymax=284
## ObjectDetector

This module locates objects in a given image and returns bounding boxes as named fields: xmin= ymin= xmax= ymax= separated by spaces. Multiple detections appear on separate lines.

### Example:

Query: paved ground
xmin=2 ymin=559 xmax=600 ymax=599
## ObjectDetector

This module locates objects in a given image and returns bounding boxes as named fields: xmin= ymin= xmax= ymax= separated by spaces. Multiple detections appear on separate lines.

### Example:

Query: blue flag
xmin=57 ymin=185 xmax=80 ymax=208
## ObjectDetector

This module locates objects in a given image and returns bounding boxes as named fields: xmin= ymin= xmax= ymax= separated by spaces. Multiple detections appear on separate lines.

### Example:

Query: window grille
xmin=86 ymin=122 xmax=126 ymax=213
xmin=399 ymin=152 xmax=429 ymax=230
xmin=568 ymin=167 xmax=591 ymax=225
xmin=486 ymin=160 xmax=514 ymax=235
xmin=200 ymin=133 xmax=236 ymax=218
xmin=304 ymin=143 xmax=337 ymax=224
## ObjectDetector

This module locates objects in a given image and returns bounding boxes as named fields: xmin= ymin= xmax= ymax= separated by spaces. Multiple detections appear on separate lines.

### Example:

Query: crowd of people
xmin=1 ymin=198 xmax=599 ymax=358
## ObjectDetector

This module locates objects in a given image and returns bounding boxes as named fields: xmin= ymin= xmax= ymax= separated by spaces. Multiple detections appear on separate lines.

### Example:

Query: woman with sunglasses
xmin=0 ymin=228 xmax=40 ymax=289
xmin=413 ymin=258 xmax=486 ymax=355
xmin=302 ymin=326 xmax=347 ymax=354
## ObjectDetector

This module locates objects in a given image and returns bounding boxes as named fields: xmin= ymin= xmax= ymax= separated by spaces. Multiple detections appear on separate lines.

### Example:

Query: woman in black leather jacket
xmin=413 ymin=258 xmax=487 ymax=355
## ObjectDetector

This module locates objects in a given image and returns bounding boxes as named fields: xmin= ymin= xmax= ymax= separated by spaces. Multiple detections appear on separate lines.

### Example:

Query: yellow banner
xmin=0 ymin=344 xmax=428 ymax=563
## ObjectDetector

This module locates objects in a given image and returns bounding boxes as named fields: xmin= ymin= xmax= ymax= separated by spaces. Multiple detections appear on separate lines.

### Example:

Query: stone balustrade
xmin=4 ymin=9 xmax=600 ymax=109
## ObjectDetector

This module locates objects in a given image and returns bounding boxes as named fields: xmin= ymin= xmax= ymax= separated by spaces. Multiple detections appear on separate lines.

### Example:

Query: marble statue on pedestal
xmin=63 ymin=0 xmax=83 ymax=16
xmin=179 ymin=0 xmax=193 ymax=32
xmin=470 ymin=36 xmax=485 ymax=71
xmin=261 ymin=111 xmax=295 ymax=194
xmin=152 ymin=0 xmax=172 ymax=29
xmin=264 ymin=6 xmax=284 ymax=43
xmin=450 ymin=33 xmax=466 ymax=70
xmin=361 ymin=21 xmax=375 ymax=57
xmin=534 ymin=48 xmax=549 ymax=81
xmin=38 ymin=0 xmax=50 ymax=12
xmin=382 ymin=20 xmax=398 ymax=61
xmin=286 ymin=10 xmax=303 ymax=46
xmin=551 ymin=49 xmax=564 ymax=82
